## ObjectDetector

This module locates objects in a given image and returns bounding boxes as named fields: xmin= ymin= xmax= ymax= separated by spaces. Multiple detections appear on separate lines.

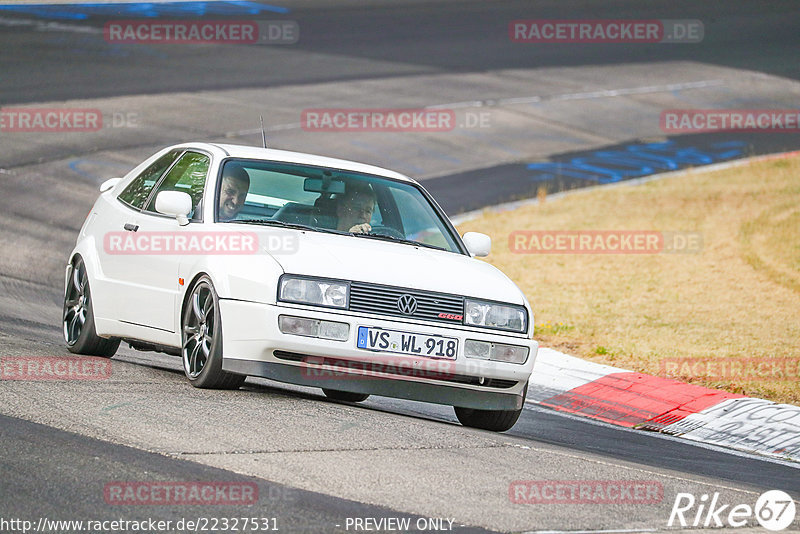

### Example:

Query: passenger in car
xmin=335 ymin=183 xmax=376 ymax=233
xmin=218 ymin=164 xmax=250 ymax=221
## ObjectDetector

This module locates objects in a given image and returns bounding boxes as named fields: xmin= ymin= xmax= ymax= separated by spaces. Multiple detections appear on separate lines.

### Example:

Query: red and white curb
xmin=527 ymin=348 xmax=800 ymax=462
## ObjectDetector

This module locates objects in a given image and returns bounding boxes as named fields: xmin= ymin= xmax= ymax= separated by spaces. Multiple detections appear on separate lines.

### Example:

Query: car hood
xmin=262 ymin=229 xmax=527 ymax=305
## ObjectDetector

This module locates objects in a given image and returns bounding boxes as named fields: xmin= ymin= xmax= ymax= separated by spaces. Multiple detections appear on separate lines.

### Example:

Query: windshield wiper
xmin=224 ymin=219 xmax=332 ymax=233
xmin=352 ymin=232 xmax=446 ymax=251
xmin=225 ymin=220 xmax=447 ymax=250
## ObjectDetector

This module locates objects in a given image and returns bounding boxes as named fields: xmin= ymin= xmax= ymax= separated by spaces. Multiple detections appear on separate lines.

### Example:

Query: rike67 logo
xmin=669 ymin=490 xmax=796 ymax=531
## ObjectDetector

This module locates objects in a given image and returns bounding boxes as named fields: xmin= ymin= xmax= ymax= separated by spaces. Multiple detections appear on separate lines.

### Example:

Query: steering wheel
xmin=368 ymin=225 xmax=405 ymax=239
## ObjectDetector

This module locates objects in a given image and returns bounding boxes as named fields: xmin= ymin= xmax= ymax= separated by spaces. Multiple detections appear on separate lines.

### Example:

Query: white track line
xmin=219 ymin=79 xmax=726 ymax=139
xmin=0 ymin=15 xmax=102 ymax=33
xmin=424 ymin=80 xmax=725 ymax=109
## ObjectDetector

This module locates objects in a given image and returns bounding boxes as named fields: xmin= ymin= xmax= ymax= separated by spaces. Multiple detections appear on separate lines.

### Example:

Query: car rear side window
xmin=118 ymin=150 xmax=182 ymax=210
xmin=144 ymin=151 xmax=210 ymax=220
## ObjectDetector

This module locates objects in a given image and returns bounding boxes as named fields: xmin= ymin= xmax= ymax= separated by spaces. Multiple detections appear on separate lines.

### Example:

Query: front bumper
xmin=219 ymin=299 xmax=538 ymax=411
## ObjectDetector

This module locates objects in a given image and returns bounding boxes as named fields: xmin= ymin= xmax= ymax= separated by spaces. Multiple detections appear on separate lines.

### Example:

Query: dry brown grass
xmin=457 ymin=155 xmax=800 ymax=405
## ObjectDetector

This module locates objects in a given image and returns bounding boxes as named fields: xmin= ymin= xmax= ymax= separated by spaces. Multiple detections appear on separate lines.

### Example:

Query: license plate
xmin=356 ymin=326 xmax=458 ymax=359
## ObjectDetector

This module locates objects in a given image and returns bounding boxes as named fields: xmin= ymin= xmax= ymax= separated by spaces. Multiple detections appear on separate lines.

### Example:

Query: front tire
xmin=454 ymin=383 xmax=527 ymax=432
xmin=322 ymin=389 xmax=370 ymax=402
xmin=63 ymin=257 xmax=120 ymax=357
xmin=181 ymin=277 xmax=245 ymax=390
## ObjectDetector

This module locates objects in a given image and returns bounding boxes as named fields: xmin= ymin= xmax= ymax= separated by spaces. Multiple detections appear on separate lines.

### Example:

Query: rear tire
xmin=181 ymin=276 xmax=245 ymax=390
xmin=63 ymin=257 xmax=120 ymax=357
xmin=322 ymin=389 xmax=370 ymax=403
xmin=454 ymin=383 xmax=527 ymax=432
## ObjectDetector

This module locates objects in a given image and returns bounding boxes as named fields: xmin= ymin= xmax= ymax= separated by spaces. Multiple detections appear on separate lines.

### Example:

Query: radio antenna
xmin=259 ymin=115 xmax=267 ymax=148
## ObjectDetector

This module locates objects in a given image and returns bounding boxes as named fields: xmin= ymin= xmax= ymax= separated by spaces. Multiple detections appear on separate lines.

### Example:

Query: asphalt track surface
xmin=1 ymin=1 xmax=799 ymax=533
xmin=1 ymin=0 xmax=799 ymax=104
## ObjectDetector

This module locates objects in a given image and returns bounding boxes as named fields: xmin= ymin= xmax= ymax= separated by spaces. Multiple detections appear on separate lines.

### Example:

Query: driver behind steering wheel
xmin=335 ymin=182 xmax=376 ymax=234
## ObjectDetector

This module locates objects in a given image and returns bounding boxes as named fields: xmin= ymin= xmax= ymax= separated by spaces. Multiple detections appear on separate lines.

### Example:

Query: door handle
xmin=123 ymin=223 xmax=139 ymax=232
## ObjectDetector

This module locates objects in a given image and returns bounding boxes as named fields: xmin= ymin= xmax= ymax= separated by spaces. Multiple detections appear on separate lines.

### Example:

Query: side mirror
xmin=155 ymin=191 xmax=192 ymax=226
xmin=463 ymin=232 xmax=491 ymax=257
xmin=99 ymin=177 xmax=122 ymax=193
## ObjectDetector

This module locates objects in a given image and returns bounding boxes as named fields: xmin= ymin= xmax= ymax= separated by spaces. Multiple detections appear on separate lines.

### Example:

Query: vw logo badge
xmin=397 ymin=294 xmax=418 ymax=315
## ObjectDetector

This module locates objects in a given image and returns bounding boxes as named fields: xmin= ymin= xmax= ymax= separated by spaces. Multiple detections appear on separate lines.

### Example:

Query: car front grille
xmin=348 ymin=281 xmax=464 ymax=324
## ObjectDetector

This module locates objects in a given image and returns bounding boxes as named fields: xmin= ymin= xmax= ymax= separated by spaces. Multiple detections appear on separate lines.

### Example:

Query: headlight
xmin=463 ymin=298 xmax=527 ymax=333
xmin=278 ymin=275 xmax=349 ymax=309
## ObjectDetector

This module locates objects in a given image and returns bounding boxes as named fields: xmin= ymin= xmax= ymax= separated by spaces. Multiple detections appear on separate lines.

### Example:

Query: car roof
xmin=178 ymin=142 xmax=415 ymax=184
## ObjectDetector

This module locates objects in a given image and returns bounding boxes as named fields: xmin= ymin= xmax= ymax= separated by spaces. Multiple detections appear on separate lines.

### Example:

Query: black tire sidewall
xmin=182 ymin=276 xmax=241 ymax=389
xmin=64 ymin=257 xmax=119 ymax=357
xmin=454 ymin=382 xmax=528 ymax=432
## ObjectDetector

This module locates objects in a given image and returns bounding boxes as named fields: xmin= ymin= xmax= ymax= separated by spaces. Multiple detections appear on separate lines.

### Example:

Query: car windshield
xmin=217 ymin=158 xmax=463 ymax=254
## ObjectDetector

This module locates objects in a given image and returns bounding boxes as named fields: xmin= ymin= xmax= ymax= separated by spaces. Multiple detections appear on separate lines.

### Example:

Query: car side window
xmin=144 ymin=151 xmax=210 ymax=220
xmin=117 ymin=150 xmax=182 ymax=210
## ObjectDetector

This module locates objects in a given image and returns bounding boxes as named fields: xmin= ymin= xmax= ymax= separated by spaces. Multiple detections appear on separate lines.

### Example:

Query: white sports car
xmin=63 ymin=142 xmax=538 ymax=431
